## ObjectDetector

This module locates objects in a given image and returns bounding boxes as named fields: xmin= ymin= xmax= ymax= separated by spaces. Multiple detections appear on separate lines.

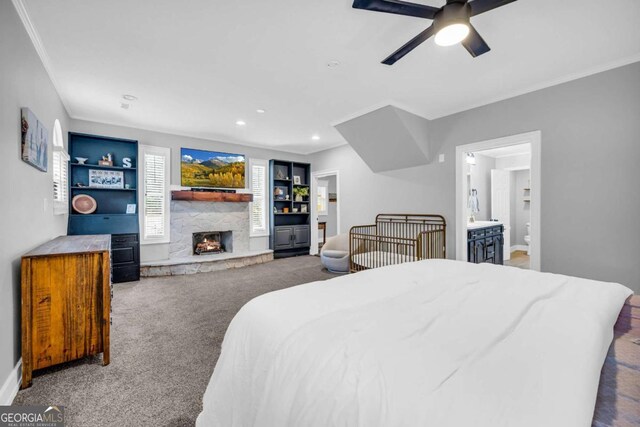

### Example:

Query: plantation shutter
xmin=141 ymin=145 xmax=171 ymax=243
xmin=250 ymin=160 xmax=267 ymax=235
xmin=52 ymin=119 xmax=69 ymax=215
xmin=52 ymin=149 xmax=69 ymax=214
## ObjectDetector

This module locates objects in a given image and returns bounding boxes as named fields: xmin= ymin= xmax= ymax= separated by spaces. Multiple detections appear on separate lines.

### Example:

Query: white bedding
xmin=197 ymin=260 xmax=632 ymax=427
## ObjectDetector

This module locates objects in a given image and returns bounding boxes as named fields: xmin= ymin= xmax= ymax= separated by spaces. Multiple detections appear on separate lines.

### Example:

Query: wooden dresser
xmin=21 ymin=235 xmax=111 ymax=388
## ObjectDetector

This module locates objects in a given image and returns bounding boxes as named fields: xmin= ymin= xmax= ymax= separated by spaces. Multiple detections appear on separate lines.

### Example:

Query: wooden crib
xmin=349 ymin=214 xmax=446 ymax=273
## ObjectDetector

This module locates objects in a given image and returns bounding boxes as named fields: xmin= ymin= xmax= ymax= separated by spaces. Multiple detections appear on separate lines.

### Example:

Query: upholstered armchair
xmin=320 ymin=234 xmax=349 ymax=273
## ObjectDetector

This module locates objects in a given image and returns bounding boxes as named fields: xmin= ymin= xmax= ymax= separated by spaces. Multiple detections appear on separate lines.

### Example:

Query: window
xmin=317 ymin=180 xmax=328 ymax=216
xmin=250 ymin=159 xmax=268 ymax=236
xmin=52 ymin=120 xmax=69 ymax=215
xmin=140 ymin=145 xmax=171 ymax=244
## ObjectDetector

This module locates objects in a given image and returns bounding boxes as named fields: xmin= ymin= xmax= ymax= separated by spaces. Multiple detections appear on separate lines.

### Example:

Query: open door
xmin=491 ymin=169 xmax=511 ymax=261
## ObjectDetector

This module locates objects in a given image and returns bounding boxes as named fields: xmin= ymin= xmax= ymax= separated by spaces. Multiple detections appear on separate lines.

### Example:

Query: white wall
xmin=70 ymin=120 xmax=309 ymax=260
xmin=0 ymin=1 xmax=71 ymax=398
xmin=312 ymin=62 xmax=640 ymax=292
xmin=318 ymin=175 xmax=338 ymax=237
xmin=496 ymin=153 xmax=531 ymax=170
xmin=512 ymin=170 xmax=531 ymax=247
xmin=468 ymin=154 xmax=495 ymax=221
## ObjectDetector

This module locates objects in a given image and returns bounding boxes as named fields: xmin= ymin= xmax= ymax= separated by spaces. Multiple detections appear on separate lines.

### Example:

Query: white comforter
xmin=197 ymin=260 xmax=632 ymax=427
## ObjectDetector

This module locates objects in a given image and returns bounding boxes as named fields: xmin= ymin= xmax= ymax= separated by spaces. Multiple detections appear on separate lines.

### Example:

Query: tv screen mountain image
xmin=181 ymin=148 xmax=245 ymax=189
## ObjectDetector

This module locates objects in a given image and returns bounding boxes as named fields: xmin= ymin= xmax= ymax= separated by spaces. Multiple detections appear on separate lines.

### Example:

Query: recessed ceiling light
xmin=120 ymin=103 xmax=130 ymax=110
xmin=327 ymin=60 xmax=340 ymax=68
xmin=122 ymin=94 xmax=138 ymax=101
xmin=236 ymin=120 xmax=246 ymax=126
xmin=311 ymin=135 xmax=320 ymax=141
xmin=256 ymin=109 xmax=266 ymax=114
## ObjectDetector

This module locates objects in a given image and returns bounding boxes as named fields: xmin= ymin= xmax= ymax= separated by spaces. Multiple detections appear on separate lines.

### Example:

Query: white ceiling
xmin=18 ymin=0 xmax=640 ymax=154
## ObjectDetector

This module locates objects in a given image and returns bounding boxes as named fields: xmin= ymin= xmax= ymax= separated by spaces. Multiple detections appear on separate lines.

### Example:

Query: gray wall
xmin=71 ymin=120 xmax=309 ymax=260
xmin=318 ymin=175 xmax=338 ymax=237
xmin=312 ymin=61 xmax=640 ymax=292
xmin=0 ymin=1 xmax=71 ymax=395
xmin=468 ymin=154 xmax=495 ymax=221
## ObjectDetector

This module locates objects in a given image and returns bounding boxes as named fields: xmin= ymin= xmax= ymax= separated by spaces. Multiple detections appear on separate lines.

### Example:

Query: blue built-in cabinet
xmin=67 ymin=132 xmax=139 ymax=235
xmin=67 ymin=132 xmax=140 ymax=282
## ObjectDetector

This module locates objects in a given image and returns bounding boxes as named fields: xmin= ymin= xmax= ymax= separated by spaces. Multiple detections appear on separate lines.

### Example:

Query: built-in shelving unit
xmin=269 ymin=160 xmax=311 ymax=258
xmin=67 ymin=132 xmax=140 ymax=283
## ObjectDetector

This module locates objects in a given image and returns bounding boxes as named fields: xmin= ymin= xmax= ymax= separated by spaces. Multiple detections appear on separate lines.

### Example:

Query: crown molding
xmin=12 ymin=0 xmax=73 ymax=117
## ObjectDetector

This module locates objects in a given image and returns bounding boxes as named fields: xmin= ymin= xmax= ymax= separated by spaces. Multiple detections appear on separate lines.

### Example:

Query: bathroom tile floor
xmin=505 ymin=250 xmax=530 ymax=269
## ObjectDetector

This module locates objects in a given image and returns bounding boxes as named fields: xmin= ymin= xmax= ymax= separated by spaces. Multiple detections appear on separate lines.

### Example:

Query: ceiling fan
xmin=352 ymin=0 xmax=517 ymax=65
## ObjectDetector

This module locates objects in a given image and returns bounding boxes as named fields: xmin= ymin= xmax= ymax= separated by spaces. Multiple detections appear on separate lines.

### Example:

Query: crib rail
xmin=349 ymin=214 xmax=446 ymax=273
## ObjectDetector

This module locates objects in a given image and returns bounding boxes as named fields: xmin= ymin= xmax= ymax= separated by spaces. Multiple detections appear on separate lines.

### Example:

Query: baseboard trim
xmin=510 ymin=245 xmax=528 ymax=252
xmin=0 ymin=359 xmax=22 ymax=405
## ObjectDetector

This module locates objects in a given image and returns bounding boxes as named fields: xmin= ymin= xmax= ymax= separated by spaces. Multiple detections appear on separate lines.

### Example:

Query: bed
xmin=349 ymin=214 xmax=446 ymax=272
xmin=197 ymin=260 xmax=636 ymax=427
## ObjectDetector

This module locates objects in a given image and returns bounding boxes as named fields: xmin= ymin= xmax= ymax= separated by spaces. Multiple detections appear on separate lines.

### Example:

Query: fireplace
xmin=192 ymin=231 xmax=233 ymax=255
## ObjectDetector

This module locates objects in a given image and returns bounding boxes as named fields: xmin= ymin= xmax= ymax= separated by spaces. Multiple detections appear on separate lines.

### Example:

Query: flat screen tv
xmin=181 ymin=148 xmax=245 ymax=189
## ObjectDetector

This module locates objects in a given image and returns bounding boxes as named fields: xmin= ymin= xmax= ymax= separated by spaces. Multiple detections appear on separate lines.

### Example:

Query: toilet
xmin=524 ymin=222 xmax=531 ymax=255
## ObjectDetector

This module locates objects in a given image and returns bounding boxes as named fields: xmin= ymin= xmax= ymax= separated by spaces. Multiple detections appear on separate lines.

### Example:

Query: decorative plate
xmin=72 ymin=194 xmax=97 ymax=214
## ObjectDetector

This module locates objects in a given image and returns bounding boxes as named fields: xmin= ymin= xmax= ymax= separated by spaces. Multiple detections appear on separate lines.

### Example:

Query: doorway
xmin=455 ymin=131 xmax=541 ymax=271
xmin=310 ymin=170 xmax=340 ymax=255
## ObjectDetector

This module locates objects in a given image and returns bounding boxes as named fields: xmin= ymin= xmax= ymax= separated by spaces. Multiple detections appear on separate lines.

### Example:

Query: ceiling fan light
xmin=434 ymin=23 xmax=470 ymax=47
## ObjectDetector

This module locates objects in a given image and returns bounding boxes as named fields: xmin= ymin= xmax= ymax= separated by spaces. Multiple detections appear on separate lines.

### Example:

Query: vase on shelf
xmin=295 ymin=195 xmax=303 ymax=202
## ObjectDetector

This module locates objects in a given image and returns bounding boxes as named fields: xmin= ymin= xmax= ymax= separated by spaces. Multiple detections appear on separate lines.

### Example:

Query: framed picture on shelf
xmin=300 ymin=204 xmax=307 ymax=213
xmin=293 ymin=175 xmax=301 ymax=185
xmin=89 ymin=169 xmax=124 ymax=189
xmin=273 ymin=186 xmax=288 ymax=200
xmin=126 ymin=204 xmax=137 ymax=214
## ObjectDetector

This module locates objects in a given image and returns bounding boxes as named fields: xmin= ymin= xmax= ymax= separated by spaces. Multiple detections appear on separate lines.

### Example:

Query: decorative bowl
xmin=72 ymin=194 xmax=97 ymax=214
xmin=75 ymin=157 xmax=88 ymax=165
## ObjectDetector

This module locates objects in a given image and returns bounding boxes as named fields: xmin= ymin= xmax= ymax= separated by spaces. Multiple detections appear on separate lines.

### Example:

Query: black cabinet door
xmin=484 ymin=237 xmax=496 ymax=263
xmin=475 ymin=239 xmax=486 ymax=263
xmin=293 ymin=225 xmax=310 ymax=248
xmin=111 ymin=233 xmax=140 ymax=283
xmin=493 ymin=234 xmax=504 ymax=265
xmin=274 ymin=226 xmax=294 ymax=250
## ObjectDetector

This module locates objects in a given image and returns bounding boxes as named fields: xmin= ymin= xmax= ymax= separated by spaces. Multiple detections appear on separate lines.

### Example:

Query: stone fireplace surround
xmin=140 ymin=199 xmax=272 ymax=276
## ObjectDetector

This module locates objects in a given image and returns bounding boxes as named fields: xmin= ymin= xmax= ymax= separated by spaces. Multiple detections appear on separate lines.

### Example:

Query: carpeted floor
xmin=13 ymin=256 xmax=335 ymax=427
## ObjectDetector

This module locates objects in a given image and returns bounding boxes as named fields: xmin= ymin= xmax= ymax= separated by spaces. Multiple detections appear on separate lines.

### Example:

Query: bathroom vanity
xmin=467 ymin=222 xmax=504 ymax=265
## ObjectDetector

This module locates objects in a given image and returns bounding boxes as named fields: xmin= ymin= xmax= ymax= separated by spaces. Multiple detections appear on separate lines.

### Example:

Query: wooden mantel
xmin=171 ymin=190 xmax=253 ymax=202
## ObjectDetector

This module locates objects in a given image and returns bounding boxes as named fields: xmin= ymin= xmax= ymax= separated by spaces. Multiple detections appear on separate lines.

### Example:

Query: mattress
xmin=350 ymin=250 xmax=415 ymax=269
xmin=197 ymin=259 xmax=632 ymax=427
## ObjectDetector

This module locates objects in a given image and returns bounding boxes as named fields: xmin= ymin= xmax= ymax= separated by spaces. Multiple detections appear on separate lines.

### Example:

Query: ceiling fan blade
xmin=382 ymin=25 xmax=435 ymax=65
xmin=461 ymin=24 xmax=491 ymax=57
xmin=468 ymin=0 xmax=517 ymax=16
xmin=352 ymin=0 xmax=439 ymax=20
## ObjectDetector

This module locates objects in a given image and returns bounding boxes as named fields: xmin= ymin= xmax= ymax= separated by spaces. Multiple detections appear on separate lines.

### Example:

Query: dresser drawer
xmin=468 ymin=229 xmax=485 ymax=239
xmin=485 ymin=226 xmax=503 ymax=236
xmin=112 ymin=246 xmax=137 ymax=265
